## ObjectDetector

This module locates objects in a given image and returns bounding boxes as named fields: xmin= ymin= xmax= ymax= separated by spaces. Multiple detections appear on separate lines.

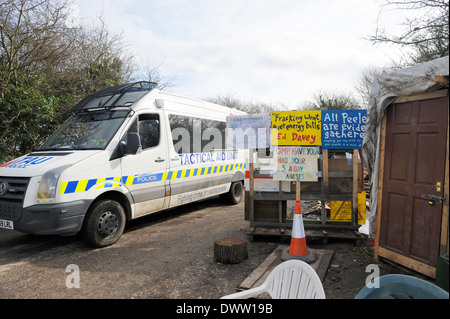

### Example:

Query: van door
xmin=121 ymin=112 xmax=169 ymax=218
xmin=167 ymin=113 xmax=215 ymax=207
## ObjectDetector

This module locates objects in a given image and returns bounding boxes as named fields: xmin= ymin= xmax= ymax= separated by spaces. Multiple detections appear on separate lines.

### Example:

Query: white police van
xmin=0 ymin=82 xmax=246 ymax=247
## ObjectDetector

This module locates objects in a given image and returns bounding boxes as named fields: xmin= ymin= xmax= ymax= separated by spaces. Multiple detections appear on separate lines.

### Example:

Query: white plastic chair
xmin=221 ymin=260 xmax=326 ymax=299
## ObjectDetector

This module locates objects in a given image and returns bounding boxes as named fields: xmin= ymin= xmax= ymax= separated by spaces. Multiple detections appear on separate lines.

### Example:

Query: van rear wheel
xmin=83 ymin=199 xmax=126 ymax=247
xmin=224 ymin=181 xmax=243 ymax=204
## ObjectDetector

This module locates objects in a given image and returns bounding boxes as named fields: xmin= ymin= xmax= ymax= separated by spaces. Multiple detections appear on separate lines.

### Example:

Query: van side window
xmin=168 ymin=114 xmax=225 ymax=154
xmin=127 ymin=114 xmax=160 ymax=150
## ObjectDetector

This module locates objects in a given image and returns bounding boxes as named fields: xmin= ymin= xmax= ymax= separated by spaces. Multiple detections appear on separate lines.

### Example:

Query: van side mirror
xmin=125 ymin=132 xmax=142 ymax=155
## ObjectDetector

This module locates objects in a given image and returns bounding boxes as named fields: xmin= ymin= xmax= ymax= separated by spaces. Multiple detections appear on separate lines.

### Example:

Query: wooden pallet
xmin=247 ymin=226 xmax=367 ymax=245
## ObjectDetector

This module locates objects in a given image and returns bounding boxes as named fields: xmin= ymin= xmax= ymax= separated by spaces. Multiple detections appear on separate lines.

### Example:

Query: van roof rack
xmin=69 ymin=81 xmax=158 ymax=113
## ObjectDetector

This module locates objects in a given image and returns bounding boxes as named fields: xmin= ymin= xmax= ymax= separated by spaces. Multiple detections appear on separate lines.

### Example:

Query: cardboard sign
xmin=322 ymin=110 xmax=367 ymax=149
xmin=271 ymin=111 xmax=321 ymax=146
xmin=226 ymin=113 xmax=271 ymax=149
xmin=272 ymin=146 xmax=318 ymax=181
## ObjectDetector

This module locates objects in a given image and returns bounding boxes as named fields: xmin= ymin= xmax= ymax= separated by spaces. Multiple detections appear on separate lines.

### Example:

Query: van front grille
xmin=0 ymin=176 xmax=29 ymax=203
xmin=0 ymin=176 xmax=29 ymax=221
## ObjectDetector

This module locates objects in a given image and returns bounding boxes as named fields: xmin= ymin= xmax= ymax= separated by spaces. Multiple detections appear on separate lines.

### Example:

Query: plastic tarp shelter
xmin=362 ymin=56 xmax=449 ymax=237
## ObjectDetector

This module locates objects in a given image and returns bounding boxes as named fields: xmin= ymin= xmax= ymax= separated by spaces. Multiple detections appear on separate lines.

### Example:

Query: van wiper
xmin=74 ymin=107 xmax=108 ymax=114
xmin=38 ymin=147 xmax=72 ymax=151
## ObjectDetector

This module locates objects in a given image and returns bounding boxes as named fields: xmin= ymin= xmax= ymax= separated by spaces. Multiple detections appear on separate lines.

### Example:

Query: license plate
xmin=0 ymin=219 xmax=14 ymax=230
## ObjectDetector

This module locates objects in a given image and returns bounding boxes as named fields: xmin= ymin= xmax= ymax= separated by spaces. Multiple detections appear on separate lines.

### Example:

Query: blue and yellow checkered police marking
xmin=59 ymin=163 xmax=246 ymax=195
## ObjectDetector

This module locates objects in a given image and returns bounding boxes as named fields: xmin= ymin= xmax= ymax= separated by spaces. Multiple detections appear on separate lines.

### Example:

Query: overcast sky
xmin=71 ymin=0 xmax=407 ymax=108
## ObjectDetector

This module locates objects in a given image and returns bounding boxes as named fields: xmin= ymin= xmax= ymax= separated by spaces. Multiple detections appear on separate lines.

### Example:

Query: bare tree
xmin=134 ymin=60 xmax=175 ymax=90
xmin=302 ymin=90 xmax=363 ymax=110
xmin=0 ymin=0 xmax=135 ymax=105
xmin=0 ymin=0 xmax=144 ymax=161
xmin=0 ymin=0 xmax=75 ymax=96
xmin=208 ymin=93 xmax=286 ymax=114
xmin=72 ymin=16 xmax=134 ymax=96
xmin=369 ymin=0 xmax=449 ymax=64
xmin=353 ymin=65 xmax=402 ymax=105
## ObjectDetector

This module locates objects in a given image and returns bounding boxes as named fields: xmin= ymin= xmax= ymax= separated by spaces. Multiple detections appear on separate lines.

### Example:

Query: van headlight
xmin=37 ymin=165 xmax=70 ymax=203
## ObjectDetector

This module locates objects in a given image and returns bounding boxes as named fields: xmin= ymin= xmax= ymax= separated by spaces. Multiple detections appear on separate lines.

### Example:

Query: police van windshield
xmin=39 ymin=110 xmax=129 ymax=151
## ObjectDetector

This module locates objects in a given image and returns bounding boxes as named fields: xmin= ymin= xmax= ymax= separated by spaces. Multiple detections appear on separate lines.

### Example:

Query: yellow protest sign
xmin=330 ymin=191 xmax=366 ymax=225
xmin=271 ymin=111 xmax=321 ymax=146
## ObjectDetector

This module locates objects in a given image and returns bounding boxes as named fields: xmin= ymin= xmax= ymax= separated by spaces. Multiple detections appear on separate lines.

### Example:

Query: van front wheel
xmin=83 ymin=199 xmax=126 ymax=247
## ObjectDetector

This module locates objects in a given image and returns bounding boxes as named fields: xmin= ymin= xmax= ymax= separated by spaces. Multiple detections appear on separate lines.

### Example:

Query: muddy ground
xmin=0 ymin=197 xmax=432 ymax=301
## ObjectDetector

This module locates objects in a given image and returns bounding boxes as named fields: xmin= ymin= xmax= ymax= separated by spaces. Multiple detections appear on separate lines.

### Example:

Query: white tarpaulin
xmin=362 ymin=56 xmax=449 ymax=237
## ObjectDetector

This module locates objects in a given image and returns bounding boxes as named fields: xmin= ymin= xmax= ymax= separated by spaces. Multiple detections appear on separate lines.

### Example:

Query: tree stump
xmin=214 ymin=237 xmax=248 ymax=264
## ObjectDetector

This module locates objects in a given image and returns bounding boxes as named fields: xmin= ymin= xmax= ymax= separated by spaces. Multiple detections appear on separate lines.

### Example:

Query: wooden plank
xmin=248 ymin=226 xmax=291 ymax=234
xmin=253 ymin=192 xmax=352 ymax=201
xmin=328 ymin=158 xmax=351 ymax=170
xmin=320 ymin=201 xmax=327 ymax=226
xmin=306 ymin=228 xmax=363 ymax=240
xmin=321 ymin=106 xmax=330 ymax=229
xmin=305 ymin=223 xmax=361 ymax=231
xmin=378 ymin=247 xmax=436 ymax=278
xmin=249 ymin=149 xmax=255 ymax=225
xmin=278 ymin=181 xmax=283 ymax=224
xmin=238 ymin=245 xmax=285 ymax=290
xmin=374 ymin=115 xmax=387 ymax=261
xmin=248 ymin=226 xmax=363 ymax=236
xmin=394 ymin=89 xmax=448 ymax=104
xmin=434 ymin=75 xmax=449 ymax=83
xmin=328 ymin=171 xmax=353 ymax=177
xmin=352 ymin=149 xmax=358 ymax=226
xmin=322 ymin=149 xmax=329 ymax=192
xmin=315 ymin=250 xmax=334 ymax=281
xmin=320 ymin=151 xmax=328 ymax=226
xmin=251 ymin=200 xmax=280 ymax=224
xmin=441 ymin=97 xmax=449 ymax=255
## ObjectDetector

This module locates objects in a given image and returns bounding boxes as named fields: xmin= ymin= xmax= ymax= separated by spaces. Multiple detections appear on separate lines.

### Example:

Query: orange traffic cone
xmin=281 ymin=200 xmax=315 ymax=263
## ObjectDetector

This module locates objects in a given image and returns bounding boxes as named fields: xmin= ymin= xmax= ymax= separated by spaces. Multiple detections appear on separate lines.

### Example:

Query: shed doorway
xmin=376 ymin=92 xmax=448 ymax=277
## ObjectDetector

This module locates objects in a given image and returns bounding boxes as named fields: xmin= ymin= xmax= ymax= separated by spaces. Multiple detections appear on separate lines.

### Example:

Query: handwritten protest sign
xmin=272 ymin=146 xmax=318 ymax=181
xmin=226 ymin=113 xmax=271 ymax=149
xmin=271 ymin=111 xmax=321 ymax=146
xmin=322 ymin=110 xmax=367 ymax=149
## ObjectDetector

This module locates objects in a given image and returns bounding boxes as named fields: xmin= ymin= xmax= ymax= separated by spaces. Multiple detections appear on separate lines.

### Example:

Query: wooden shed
xmin=363 ymin=56 xmax=449 ymax=278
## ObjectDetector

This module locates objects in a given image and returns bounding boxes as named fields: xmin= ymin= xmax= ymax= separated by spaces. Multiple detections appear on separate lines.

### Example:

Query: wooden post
xmin=352 ymin=149 xmax=358 ymax=226
xmin=321 ymin=107 xmax=329 ymax=227
xmin=278 ymin=181 xmax=283 ymax=224
xmin=321 ymin=149 xmax=329 ymax=225
xmin=441 ymin=106 xmax=449 ymax=255
xmin=374 ymin=115 xmax=387 ymax=260
xmin=249 ymin=148 xmax=254 ymax=225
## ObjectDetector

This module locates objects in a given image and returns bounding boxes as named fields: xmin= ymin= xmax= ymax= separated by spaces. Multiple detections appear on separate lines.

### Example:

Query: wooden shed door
xmin=379 ymin=95 xmax=448 ymax=271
